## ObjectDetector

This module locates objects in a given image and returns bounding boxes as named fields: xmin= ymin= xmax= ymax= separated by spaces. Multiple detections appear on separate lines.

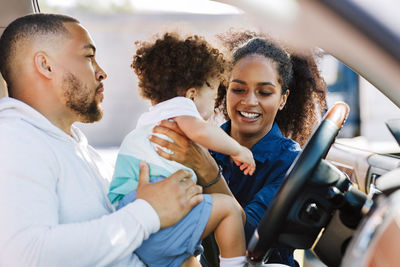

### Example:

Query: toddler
xmin=108 ymin=33 xmax=255 ymax=267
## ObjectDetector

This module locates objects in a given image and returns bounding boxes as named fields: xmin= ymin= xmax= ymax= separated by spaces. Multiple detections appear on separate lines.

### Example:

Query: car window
xmin=350 ymin=0 xmax=400 ymax=36
xmin=320 ymin=54 xmax=400 ymax=154
xmin=38 ymin=0 xmax=400 ymax=156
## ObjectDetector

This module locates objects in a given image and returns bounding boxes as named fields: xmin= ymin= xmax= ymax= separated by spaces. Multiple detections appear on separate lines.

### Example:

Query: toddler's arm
xmin=173 ymin=116 xmax=255 ymax=175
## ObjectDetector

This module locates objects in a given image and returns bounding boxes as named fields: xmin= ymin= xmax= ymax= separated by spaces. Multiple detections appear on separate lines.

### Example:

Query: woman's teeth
xmin=239 ymin=111 xmax=260 ymax=119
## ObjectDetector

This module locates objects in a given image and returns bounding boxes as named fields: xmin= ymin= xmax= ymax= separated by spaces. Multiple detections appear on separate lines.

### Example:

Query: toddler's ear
xmin=185 ymin=88 xmax=197 ymax=101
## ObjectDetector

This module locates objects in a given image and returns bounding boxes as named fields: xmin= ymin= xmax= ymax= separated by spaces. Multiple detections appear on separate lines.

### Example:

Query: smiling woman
xmin=216 ymin=32 xmax=327 ymax=147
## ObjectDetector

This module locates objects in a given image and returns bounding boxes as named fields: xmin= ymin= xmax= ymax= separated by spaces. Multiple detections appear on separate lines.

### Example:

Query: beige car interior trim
xmin=327 ymin=143 xmax=373 ymax=192
xmin=0 ymin=0 xmax=34 ymax=98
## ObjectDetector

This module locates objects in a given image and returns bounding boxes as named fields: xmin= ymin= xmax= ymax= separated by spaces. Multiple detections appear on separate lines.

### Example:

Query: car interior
xmin=1 ymin=0 xmax=400 ymax=266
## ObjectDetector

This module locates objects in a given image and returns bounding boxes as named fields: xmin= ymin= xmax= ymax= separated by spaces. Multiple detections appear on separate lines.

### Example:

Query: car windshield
xmin=350 ymin=0 xmax=400 ymax=36
xmin=39 ymin=0 xmax=400 ymax=157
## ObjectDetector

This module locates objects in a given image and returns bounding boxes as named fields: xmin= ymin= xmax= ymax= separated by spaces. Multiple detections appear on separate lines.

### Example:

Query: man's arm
xmin=0 ymin=131 xmax=202 ymax=267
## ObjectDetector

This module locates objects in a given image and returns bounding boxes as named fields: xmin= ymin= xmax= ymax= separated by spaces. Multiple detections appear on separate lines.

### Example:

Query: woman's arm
xmin=173 ymin=116 xmax=255 ymax=175
xmin=150 ymin=119 xmax=233 ymax=196
xmin=150 ymin=119 xmax=246 ymax=221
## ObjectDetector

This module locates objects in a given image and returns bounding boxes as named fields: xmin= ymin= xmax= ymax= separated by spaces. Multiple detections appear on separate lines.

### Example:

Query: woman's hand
xmin=149 ymin=119 xmax=219 ymax=185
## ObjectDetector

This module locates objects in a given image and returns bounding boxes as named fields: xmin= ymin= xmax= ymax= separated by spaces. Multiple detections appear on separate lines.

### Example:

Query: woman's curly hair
xmin=216 ymin=30 xmax=327 ymax=147
xmin=132 ymin=33 xmax=228 ymax=104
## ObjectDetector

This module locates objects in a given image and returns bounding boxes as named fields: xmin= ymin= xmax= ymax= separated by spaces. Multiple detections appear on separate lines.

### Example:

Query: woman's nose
xmin=241 ymin=92 xmax=258 ymax=105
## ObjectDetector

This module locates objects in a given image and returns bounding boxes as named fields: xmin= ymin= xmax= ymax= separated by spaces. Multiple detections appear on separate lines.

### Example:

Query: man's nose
xmin=96 ymin=64 xmax=107 ymax=81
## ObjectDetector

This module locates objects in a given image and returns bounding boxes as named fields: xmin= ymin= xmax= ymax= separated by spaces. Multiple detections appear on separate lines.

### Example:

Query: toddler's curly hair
xmin=132 ymin=33 xmax=228 ymax=104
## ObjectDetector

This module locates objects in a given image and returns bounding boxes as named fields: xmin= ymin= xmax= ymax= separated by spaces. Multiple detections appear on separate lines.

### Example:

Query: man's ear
xmin=185 ymin=88 xmax=197 ymax=101
xmin=279 ymin=90 xmax=290 ymax=110
xmin=34 ymin=52 xmax=53 ymax=79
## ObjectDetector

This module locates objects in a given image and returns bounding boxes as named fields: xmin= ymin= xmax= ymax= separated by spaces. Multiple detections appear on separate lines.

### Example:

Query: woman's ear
xmin=34 ymin=52 xmax=53 ymax=79
xmin=279 ymin=90 xmax=290 ymax=110
xmin=185 ymin=88 xmax=197 ymax=101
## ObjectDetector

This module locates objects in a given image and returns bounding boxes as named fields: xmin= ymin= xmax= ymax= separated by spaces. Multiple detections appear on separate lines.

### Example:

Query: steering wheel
xmin=247 ymin=102 xmax=349 ymax=264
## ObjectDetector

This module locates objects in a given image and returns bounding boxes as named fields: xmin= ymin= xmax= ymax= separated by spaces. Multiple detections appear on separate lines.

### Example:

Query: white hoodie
xmin=0 ymin=97 xmax=160 ymax=267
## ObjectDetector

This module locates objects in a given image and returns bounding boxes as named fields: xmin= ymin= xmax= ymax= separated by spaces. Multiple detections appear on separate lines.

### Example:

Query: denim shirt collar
xmin=214 ymin=121 xmax=284 ymax=164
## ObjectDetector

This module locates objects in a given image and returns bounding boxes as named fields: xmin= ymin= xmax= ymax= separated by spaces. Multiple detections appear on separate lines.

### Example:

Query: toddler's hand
xmin=232 ymin=147 xmax=255 ymax=175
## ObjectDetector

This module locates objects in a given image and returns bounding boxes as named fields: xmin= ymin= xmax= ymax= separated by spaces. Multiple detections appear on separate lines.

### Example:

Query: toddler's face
xmin=193 ymin=79 xmax=219 ymax=120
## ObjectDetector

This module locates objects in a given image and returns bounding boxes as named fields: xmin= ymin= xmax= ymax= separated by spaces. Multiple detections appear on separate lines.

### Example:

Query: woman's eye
xmin=231 ymin=88 xmax=245 ymax=94
xmin=258 ymin=91 xmax=272 ymax=96
xmin=86 ymin=55 xmax=94 ymax=60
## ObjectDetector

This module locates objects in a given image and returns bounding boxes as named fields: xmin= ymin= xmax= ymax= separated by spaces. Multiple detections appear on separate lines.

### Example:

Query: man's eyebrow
xmin=83 ymin=44 xmax=96 ymax=53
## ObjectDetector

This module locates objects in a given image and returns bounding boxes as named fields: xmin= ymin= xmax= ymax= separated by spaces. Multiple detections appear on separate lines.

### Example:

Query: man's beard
xmin=62 ymin=72 xmax=103 ymax=123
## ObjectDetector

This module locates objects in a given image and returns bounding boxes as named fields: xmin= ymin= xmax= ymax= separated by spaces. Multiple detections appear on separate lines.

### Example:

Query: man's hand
xmin=136 ymin=162 xmax=203 ymax=228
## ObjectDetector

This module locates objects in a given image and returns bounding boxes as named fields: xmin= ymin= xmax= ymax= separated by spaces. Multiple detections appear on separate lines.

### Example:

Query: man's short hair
xmin=0 ymin=13 xmax=79 ymax=94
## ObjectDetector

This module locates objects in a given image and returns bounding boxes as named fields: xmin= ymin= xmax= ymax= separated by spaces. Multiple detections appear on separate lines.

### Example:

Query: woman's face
xmin=227 ymin=54 xmax=288 ymax=140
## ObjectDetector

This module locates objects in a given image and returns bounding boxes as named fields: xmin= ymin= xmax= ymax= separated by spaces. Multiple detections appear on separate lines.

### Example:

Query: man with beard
xmin=0 ymin=13 xmax=203 ymax=267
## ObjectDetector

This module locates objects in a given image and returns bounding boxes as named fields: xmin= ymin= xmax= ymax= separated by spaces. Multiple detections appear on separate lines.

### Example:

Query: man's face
xmin=53 ymin=22 xmax=107 ymax=123
xmin=62 ymin=71 xmax=103 ymax=123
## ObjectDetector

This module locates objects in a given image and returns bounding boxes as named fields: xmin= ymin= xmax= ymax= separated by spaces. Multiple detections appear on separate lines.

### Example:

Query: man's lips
xmin=96 ymin=83 xmax=104 ymax=93
xmin=96 ymin=84 xmax=104 ymax=101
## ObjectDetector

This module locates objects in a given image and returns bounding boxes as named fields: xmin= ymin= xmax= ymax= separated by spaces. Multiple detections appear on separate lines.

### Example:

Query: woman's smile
xmin=237 ymin=110 xmax=261 ymax=121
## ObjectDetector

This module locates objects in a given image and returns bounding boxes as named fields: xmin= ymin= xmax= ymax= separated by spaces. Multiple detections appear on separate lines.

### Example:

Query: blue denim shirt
xmin=211 ymin=121 xmax=301 ymax=266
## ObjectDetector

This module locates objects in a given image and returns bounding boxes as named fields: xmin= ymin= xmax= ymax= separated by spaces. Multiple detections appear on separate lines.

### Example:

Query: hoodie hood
xmin=0 ymin=97 xmax=87 ymax=145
